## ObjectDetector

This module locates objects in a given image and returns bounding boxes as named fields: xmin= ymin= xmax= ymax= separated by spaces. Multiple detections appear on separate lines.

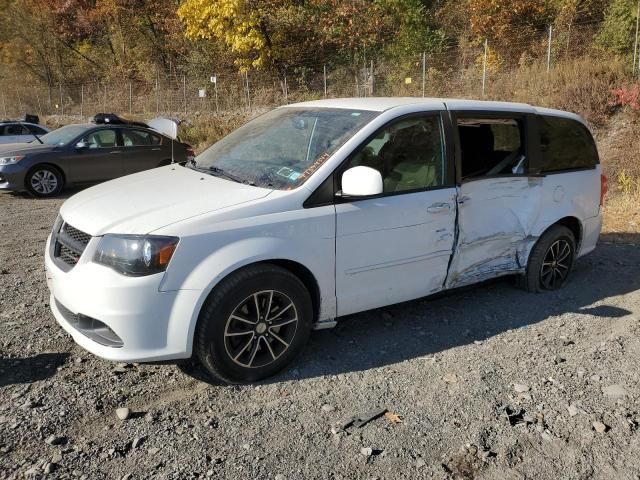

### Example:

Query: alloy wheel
xmin=540 ymin=239 xmax=572 ymax=289
xmin=30 ymin=169 xmax=58 ymax=195
xmin=224 ymin=290 xmax=299 ymax=368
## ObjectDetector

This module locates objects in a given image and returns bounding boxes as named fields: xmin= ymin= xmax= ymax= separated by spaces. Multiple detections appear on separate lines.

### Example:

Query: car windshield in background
xmin=36 ymin=125 xmax=91 ymax=146
xmin=192 ymin=108 xmax=378 ymax=189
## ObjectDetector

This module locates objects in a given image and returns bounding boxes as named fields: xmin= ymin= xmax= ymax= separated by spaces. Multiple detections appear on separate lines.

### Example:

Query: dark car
xmin=0 ymin=116 xmax=194 ymax=197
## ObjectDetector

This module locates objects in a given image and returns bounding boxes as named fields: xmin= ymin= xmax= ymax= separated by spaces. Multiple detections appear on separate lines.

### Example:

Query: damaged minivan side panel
xmin=444 ymin=112 xmax=543 ymax=288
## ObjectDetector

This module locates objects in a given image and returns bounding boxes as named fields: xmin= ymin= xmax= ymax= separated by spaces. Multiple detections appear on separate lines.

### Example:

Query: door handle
xmin=458 ymin=195 xmax=471 ymax=205
xmin=110 ymin=151 xmax=122 ymax=154
xmin=427 ymin=202 xmax=451 ymax=213
xmin=152 ymin=148 xmax=162 ymax=151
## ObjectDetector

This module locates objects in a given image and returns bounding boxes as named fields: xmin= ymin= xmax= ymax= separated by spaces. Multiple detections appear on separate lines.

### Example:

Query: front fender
xmin=160 ymin=231 xmax=336 ymax=357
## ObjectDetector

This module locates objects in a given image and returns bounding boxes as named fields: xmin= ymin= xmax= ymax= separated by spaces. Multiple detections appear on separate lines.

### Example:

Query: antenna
xmin=171 ymin=136 xmax=174 ymax=164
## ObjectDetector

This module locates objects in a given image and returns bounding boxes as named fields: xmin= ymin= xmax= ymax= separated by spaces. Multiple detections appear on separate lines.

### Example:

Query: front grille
xmin=55 ymin=299 xmax=123 ymax=347
xmin=62 ymin=223 xmax=91 ymax=246
xmin=52 ymin=220 xmax=91 ymax=270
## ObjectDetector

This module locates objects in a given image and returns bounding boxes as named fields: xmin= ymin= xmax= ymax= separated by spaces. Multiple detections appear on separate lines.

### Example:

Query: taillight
xmin=600 ymin=174 xmax=607 ymax=206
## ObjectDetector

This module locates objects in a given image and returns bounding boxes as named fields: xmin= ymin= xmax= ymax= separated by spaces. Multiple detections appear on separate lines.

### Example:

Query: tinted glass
xmin=458 ymin=118 xmax=526 ymax=179
xmin=539 ymin=116 xmax=598 ymax=172
xmin=194 ymin=108 xmax=378 ymax=189
xmin=3 ymin=124 xmax=26 ymax=135
xmin=27 ymin=125 xmax=48 ymax=135
xmin=82 ymin=129 xmax=118 ymax=148
xmin=122 ymin=130 xmax=154 ymax=147
xmin=346 ymin=115 xmax=446 ymax=193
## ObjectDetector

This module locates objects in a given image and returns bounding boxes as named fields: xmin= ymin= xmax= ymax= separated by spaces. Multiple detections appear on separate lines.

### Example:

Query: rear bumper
xmin=45 ymin=233 xmax=202 ymax=362
xmin=578 ymin=213 xmax=603 ymax=257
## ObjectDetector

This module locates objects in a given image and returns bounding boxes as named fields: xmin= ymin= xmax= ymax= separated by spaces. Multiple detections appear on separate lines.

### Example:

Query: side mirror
xmin=75 ymin=141 xmax=89 ymax=150
xmin=340 ymin=166 xmax=383 ymax=197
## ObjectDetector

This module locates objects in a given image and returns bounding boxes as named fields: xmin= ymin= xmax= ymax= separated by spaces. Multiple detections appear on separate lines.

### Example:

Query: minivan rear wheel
xmin=195 ymin=264 xmax=313 ymax=383
xmin=521 ymin=225 xmax=576 ymax=292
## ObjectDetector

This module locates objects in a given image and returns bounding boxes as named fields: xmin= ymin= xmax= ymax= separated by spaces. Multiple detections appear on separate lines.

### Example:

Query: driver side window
xmin=82 ymin=129 xmax=118 ymax=149
xmin=345 ymin=115 xmax=446 ymax=193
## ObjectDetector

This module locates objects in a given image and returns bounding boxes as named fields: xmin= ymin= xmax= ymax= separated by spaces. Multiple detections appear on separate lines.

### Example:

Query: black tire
xmin=195 ymin=264 xmax=313 ymax=384
xmin=520 ymin=225 xmax=576 ymax=292
xmin=26 ymin=165 xmax=64 ymax=197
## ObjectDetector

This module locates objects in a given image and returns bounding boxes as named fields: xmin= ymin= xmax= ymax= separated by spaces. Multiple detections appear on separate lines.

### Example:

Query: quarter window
xmin=458 ymin=118 xmax=526 ymax=180
xmin=538 ymin=116 xmax=598 ymax=172
xmin=345 ymin=115 xmax=446 ymax=193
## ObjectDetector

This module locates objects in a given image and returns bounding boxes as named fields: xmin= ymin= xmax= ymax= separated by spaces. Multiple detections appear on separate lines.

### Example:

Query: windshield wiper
xmin=191 ymin=164 xmax=247 ymax=184
xmin=29 ymin=128 xmax=43 ymax=144
xmin=209 ymin=166 xmax=247 ymax=184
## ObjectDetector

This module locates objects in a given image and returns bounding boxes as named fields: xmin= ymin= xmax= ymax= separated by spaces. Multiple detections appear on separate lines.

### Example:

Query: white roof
xmin=285 ymin=97 xmax=583 ymax=122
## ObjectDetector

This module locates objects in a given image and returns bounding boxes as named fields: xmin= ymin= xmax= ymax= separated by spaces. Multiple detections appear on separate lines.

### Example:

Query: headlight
xmin=93 ymin=234 xmax=179 ymax=276
xmin=0 ymin=155 xmax=24 ymax=165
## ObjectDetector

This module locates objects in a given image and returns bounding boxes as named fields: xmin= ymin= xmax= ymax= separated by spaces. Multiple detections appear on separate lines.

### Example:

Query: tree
xmin=596 ymin=0 xmax=638 ymax=54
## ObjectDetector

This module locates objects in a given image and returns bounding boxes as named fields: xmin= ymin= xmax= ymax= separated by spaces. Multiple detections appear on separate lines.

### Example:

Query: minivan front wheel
xmin=195 ymin=264 xmax=313 ymax=383
xmin=521 ymin=225 xmax=576 ymax=292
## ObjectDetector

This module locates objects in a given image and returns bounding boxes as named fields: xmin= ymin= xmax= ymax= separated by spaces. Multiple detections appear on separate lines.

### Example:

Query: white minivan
xmin=45 ymin=98 xmax=605 ymax=383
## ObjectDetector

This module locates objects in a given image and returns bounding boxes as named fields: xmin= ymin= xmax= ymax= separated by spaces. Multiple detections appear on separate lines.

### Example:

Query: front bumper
xmin=45 ymin=233 xmax=202 ymax=362
xmin=0 ymin=163 xmax=27 ymax=192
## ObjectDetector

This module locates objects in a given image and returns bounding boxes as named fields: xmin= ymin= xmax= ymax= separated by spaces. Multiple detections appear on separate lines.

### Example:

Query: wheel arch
xmin=197 ymin=259 xmax=322 ymax=323
xmin=182 ymin=256 xmax=326 ymax=358
xmin=544 ymin=215 xmax=583 ymax=251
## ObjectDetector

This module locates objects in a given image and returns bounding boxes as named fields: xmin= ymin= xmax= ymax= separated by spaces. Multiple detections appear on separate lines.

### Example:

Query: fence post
xmin=482 ymin=39 xmax=488 ymax=97
xmin=2 ymin=94 xmax=6 ymax=118
xmin=155 ymin=70 xmax=160 ymax=114
xmin=214 ymin=74 xmax=219 ymax=114
xmin=36 ymin=92 xmax=42 ymax=117
xmin=103 ymin=84 xmax=107 ymax=112
xmin=129 ymin=82 xmax=132 ymax=114
xmin=284 ymin=73 xmax=288 ymax=104
xmin=245 ymin=72 xmax=252 ymax=111
xmin=634 ymin=0 xmax=640 ymax=76
xmin=323 ymin=64 xmax=327 ymax=98
xmin=370 ymin=60 xmax=374 ymax=96
xmin=422 ymin=51 xmax=426 ymax=97
xmin=547 ymin=25 xmax=553 ymax=74
xmin=183 ymin=75 xmax=187 ymax=115
xmin=80 ymin=84 xmax=84 ymax=118
xmin=59 ymin=83 xmax=64 ymax=116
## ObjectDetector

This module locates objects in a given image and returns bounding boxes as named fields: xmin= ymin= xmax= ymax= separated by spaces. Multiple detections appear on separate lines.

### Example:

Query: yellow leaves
xmin=178 ymin=0 xmax=270 ymax=70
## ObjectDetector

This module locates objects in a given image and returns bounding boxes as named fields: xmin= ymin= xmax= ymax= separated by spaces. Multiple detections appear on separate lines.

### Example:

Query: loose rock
xmin=602 ymin=385 xmax=628 ymax=401
xmin=593 ymin=421 xmax=608 ymax=433
xmin=116 ymin=407 xmax=131 ymax=421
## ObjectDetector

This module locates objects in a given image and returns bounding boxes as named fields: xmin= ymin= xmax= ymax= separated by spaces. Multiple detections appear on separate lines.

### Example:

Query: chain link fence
xmin=0 ymin=21 xmax=635 ymax=121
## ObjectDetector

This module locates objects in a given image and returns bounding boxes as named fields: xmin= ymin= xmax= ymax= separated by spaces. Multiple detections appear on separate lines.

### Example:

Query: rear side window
xmin=538 ymin=116 xmax=599 ymax=172
xmin=457 ymin=117 xmax=527 ymax=180
xmin=122 ymin=130 xmax=156 ymax=147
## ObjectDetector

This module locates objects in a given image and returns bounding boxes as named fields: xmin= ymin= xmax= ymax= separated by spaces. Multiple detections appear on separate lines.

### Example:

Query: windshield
xmin=192 ymin=108 xmax=378 ymax=189
xmin=35 ymin=125 xmax=91 ymax=146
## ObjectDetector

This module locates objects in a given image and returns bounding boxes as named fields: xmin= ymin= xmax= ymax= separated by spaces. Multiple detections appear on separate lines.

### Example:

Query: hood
xmin=60 ymin=166 xmax=273 ymax=236
xmin=0 ymin=142 xmax=56 ymax=155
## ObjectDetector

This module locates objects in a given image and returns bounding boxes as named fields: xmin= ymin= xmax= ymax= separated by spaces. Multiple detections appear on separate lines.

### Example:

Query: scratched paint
xmin=445 ymin=177 xmax=542 ymax=289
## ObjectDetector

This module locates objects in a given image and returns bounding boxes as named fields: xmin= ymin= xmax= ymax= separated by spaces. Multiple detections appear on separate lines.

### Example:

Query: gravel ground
xmin=1 ymin=189 xmax=639 ymax=480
